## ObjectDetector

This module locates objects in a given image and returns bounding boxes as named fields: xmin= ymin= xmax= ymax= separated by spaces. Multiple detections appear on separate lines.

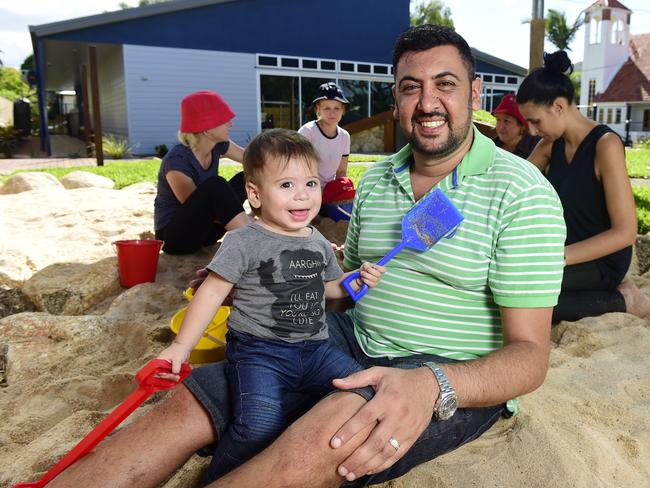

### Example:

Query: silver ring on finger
xmin=388 ymin=436 xmax=400 ymax=451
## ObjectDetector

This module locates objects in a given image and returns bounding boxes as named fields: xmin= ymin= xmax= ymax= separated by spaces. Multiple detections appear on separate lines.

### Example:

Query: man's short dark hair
xmin=392 ymin=24 xmax=476 ymax=80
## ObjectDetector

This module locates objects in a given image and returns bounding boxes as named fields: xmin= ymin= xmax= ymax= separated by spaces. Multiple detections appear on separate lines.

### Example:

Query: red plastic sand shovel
xmin=13 ymin=359 xmax=191 ymax=488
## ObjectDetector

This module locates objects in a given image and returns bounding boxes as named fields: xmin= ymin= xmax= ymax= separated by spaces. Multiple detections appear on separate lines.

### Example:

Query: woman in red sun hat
xmin=491 ymin=93 xmax=540 ymax=159
xmin=154 ymin=90 xmax=250 ymax=254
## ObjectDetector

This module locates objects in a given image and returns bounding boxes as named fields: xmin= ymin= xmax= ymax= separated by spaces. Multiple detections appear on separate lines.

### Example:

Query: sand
xmin=0 ymin=176 xmax=649 ymax=487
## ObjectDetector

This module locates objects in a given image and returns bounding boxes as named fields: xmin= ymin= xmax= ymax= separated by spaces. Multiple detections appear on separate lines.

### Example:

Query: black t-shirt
xmin=547 ymin=125 xmax=631 ymax=288
xmin=153 ymin=141 xmax=229 ymax=230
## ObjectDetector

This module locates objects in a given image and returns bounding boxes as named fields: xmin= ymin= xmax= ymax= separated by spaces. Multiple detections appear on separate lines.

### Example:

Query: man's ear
xmin=391 ymin=84 xmax=399 ymax=120
xmin=470 ymin=76 xmax=482 ymax=111
xmin=246 ymin=181 xmax=261 ymax=209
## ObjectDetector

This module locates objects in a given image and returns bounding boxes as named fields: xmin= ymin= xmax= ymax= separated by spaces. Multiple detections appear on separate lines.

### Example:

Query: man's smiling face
xmin=393 ymin=44 xmax=481 ymax=159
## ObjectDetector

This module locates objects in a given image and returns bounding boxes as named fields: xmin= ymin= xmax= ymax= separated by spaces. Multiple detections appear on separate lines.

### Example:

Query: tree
xmin=0 ymin=67 xmax=32 ymax=101
xmin=545 ymin=9 xmax=583 ymax=51
xmin=21 ymin=54 xmax=34 ymax=72
xmin=410 ymin=0 xmax=454 ymax=28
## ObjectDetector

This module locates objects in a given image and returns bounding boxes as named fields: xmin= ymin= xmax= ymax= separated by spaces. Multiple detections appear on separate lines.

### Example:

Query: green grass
xmin=0 ymin=159 xmax=162 ymax=189
xmin=4 ymin=147 xmax=650 ymax=234
xmin=626 ymin=147 xmax=650 ymax=178
xmin=633 ymin=187 xmax=650 ymax=234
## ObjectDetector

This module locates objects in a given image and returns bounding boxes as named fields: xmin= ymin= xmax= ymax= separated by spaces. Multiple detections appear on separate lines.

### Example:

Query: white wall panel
xmin=98 ymin=46 xmax=128 ymax=139
xmin=123 ymin=44 xmax=257 ymax=155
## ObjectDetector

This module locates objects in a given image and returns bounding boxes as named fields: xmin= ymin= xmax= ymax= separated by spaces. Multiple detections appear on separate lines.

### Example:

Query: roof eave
xmin=471 ymin=47 xmax=527 ymax=76
xmin=29 ymin=0 xmax=234 ymax=38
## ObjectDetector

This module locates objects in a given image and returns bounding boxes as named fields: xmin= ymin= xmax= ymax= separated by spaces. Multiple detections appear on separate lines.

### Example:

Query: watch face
xmin=438 ymin=394 xmax=458 ymax=420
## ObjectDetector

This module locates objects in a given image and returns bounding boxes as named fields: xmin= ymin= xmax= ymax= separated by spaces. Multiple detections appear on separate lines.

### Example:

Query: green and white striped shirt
xmin=344 ymin=127 xmax=566 ymax=360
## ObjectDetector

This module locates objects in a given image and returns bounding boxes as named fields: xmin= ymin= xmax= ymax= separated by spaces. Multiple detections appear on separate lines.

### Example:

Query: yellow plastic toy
xmin=169 ymin=288 xmax=230 ymax=364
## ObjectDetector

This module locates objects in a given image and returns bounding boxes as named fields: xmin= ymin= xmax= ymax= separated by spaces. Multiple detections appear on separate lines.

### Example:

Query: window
xmin=371 ymin=81 xmax=394 ymax=115
xmin=357 ymin=64 xmax=371 ymax=73
xmin=606 ymin=109 xmax=613 ymax=124
xmin=320 ymin=61 xmax=336 ymax=71
xmin=598 ymin=108 xmax=604 ymax=123
xmin=611 ymin=18 xmax=624 ymax=44
xmin=340 ymin=62 xmax=355 ymax=72
xmin=587 ymin=79 xmax=596 ymax=117
xmin=589 ymin=18 xmax=601 ymax=44
xmin=258 ymin=56 xmax=277 ymax=67
xmin=495 ymin=76 xmax=505 ymax=83
xmin=373 ymin=65 xmax=389 ymax=75
xmin=483 ymin=74 xmax=493 ymax=82
xmin=281 ymin=58 xmax=299 ymax=68
xmin=615 ymin=109 xmax=622 ymax=124
xmin=644 ymin=110 xmax=650 ymax=131
xmin=507 ymin=77 xmax=518 ymax=84
xmin=260 ymin=75 xmax=299 ymax=130
xmin=339 ymin=79 xmax=369 ymax=124
xmin=302 ymin=59 xmax=318 ymax=69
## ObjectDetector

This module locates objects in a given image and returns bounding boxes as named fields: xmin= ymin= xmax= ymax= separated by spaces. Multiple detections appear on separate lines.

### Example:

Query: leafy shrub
xmin=633 ymin=187 xmax=650 ymax=235
xmin=154 ymin=144 xmax=168 ymax=158
xmin=102 ymin=134 xmax=134 ymax=159
xmin=0 ymin=125 xmax=20 ymax=157
xmin=634 ymin=136 xmax=650 ymax=150
xmin=473 ymin=110 xmax=496 ymax=126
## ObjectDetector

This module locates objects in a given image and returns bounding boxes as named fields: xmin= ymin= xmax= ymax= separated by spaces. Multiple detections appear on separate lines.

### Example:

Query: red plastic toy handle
xmin=12 ymin=359 xmax=191 ymax=488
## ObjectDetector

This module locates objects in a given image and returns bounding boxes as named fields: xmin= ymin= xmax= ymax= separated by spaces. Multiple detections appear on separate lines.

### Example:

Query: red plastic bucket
xmin=112 ymin=239 xmax=164 ymax=288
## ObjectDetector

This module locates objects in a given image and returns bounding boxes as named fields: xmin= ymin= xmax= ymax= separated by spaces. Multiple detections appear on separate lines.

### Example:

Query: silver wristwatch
xmin=422 ymin=362 xmax=458 ymax=421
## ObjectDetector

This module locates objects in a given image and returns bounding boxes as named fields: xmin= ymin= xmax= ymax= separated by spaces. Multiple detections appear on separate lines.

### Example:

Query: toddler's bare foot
xmin=618 ymin=280 xmax=650 ymax=318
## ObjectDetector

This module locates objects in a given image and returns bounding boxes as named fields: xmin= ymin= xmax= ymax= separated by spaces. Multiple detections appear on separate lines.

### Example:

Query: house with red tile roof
xmin=580 ymin=0 xmax=650 ymax=144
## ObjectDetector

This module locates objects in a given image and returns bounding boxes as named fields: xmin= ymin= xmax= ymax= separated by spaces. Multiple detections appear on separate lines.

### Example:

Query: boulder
xmin=60 ymin=171 xmax=115 ymax=189
xmin=635 ymin=235 xmax=650 ymax=276
xmin=0 ymin=288 xmax=36 ymax=319
xmin=21 ymin=257 xmax=122 ymax=315
xmin=0 ymin=172 xmax=63 ymax=194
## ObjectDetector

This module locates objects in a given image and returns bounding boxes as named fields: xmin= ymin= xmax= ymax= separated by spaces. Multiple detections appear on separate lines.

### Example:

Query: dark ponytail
xmin=516 ymin=51 xmax=575 ymax=106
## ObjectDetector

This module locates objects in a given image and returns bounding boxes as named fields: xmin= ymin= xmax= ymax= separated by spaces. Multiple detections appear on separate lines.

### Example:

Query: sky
xmin=1 ymin=0 xmax=649 ymax=70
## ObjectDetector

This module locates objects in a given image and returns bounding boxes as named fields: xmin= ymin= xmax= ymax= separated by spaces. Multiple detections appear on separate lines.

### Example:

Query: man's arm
xmin=329 ymin=306 xmax=552 ymax=480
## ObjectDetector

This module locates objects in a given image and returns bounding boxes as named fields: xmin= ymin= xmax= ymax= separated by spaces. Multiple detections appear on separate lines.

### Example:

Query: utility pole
xmin=529 ymin=0 xmax=545 ymax=72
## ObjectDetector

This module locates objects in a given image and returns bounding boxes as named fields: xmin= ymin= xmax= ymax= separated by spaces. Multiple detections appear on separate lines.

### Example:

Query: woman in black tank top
xmin=515 ymin=51 xmax=650 ymax=323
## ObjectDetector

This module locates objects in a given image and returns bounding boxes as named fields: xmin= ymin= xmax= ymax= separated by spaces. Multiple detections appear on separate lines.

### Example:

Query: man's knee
xmin=271 ymin=393 xmax=370 ymax=479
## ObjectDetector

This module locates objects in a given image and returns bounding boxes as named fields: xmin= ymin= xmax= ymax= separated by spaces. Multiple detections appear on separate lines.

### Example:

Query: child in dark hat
xmin=298 ymin=82 xmax=355 ymax=220
xmin=298 ymin=82 xmax=351 ymax=188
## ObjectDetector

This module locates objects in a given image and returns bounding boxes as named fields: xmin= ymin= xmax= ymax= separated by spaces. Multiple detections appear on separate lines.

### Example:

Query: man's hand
xmin=330 ymin=366 xmax=438 ymax=481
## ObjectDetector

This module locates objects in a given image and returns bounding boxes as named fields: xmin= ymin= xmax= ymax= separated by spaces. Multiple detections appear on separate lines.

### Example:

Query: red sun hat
xmin=322 ymin=177 xmax=356 ymax=204
xmin=180 ymin=90 xmax=235 ymax=133
xmin=491 ymin=94 xmax=528 ymax=128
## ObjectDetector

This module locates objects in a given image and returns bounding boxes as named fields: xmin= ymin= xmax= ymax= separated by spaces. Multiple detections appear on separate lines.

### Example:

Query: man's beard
xmin=406 ymin=104 xmax=473 ymax=158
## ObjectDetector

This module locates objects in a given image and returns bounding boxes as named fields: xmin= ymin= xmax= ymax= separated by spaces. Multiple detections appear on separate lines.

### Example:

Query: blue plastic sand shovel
xmin=342 ymin=188 xmax=464 ymax=301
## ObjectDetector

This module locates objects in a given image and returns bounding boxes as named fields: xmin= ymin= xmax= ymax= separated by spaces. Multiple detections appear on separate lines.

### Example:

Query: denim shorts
xmin=184 ymin=311 xmax=504 ymax=487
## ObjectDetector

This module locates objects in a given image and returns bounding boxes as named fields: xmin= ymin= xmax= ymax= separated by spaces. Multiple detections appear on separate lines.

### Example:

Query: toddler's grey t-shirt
xmin=206 ymin=223 xmax=343 ymax=342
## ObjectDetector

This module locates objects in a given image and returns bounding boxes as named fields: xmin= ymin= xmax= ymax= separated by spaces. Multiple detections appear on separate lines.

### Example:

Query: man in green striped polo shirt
xmin=198 ymin=24 xmax=566 ymax=488
xmin=49 ymin=25 xmax=565 ymax=488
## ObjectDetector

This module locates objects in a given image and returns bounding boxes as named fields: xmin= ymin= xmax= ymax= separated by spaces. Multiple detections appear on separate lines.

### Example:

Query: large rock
xmin=635 ymin=234 xmax=650 ymax=275
xmin=60 ymin=171 xmax=115 ymax=189
xmin=0 ymin=288 xmax=36 ymax=319
xmin=0 ymin=172 xmax=63 ymax=194
xmin=21 ymin=257 xmax=122 ymax=315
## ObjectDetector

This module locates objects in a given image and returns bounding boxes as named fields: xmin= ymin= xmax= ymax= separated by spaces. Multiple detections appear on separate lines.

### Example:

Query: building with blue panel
xmin=29 ymin=0 xmax=526 ymax=155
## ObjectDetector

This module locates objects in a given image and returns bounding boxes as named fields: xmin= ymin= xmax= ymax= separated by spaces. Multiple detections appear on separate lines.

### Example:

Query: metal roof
xmin=29 ymin=0 xmax=235 ymax=37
